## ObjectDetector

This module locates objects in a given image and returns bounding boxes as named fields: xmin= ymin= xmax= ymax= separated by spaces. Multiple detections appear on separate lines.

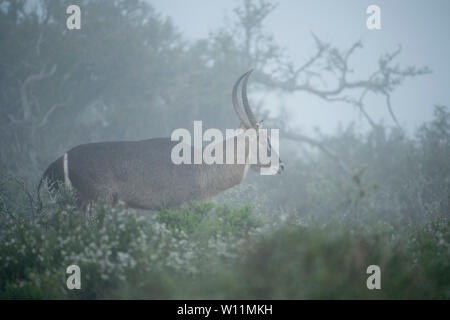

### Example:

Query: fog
xmin=152 ymin=0 xmax=450 ymax=134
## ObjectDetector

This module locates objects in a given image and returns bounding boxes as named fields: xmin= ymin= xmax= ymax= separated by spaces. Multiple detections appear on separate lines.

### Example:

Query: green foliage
xmin=0 ymin=178 xmax=265 ymax=299
xmin=0 ymin=202 xmax=194 ymax=299
xmin=155 ymin=201 xmax=262 ymax=240
xmin=0 ymin=191 xmax=448 ymax=299
xmin=214 ymin=218 xmax=449 ymax=299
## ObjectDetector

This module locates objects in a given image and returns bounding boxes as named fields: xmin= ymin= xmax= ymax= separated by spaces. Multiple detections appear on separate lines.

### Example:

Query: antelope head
xmin=232 ymin=70 xmax=284 ymax=175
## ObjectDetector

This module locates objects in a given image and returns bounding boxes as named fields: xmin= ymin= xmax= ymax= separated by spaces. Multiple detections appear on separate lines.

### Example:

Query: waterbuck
xmin=37 ymin=70 xmax=283 ymax=211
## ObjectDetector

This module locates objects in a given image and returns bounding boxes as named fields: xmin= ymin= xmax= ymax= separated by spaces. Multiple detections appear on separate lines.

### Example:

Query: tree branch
xmin=257 ymin=39 xmax=430 ymax=128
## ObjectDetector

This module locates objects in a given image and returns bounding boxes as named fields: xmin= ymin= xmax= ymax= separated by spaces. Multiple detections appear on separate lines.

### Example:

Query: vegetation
xmin=0 ymin=183 xmax=448 ymax=299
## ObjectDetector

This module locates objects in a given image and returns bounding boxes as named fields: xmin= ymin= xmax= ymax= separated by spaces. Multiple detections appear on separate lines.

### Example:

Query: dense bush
xmin=0 ymin=183 xmax=265 ymax=299
xmin=0 ymin=184 xmax=448 ymax=299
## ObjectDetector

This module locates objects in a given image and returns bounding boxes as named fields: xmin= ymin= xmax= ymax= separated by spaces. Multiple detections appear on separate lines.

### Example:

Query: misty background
xmin=152 ymin=0 xmax=450 ymax=134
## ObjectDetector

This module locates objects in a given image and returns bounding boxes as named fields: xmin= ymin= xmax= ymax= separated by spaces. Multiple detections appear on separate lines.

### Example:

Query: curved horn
xmin=232 ymin=71 xmax=252 ymax=129
xmin=242 ymin=69 xmax=258 ymax=127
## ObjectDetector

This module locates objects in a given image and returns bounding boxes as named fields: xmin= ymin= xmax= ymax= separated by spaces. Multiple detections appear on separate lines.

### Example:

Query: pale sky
xmin=150 ymin=0 xmax=450 ymax=135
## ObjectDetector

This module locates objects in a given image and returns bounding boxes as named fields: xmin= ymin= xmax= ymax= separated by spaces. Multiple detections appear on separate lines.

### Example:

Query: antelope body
xmin=38 ymin=71 xmax=283 ymax=210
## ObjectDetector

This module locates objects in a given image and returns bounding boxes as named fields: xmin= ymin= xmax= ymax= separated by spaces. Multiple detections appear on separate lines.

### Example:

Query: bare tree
xmin=223 ymin=0 xmax=430 ymax=172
